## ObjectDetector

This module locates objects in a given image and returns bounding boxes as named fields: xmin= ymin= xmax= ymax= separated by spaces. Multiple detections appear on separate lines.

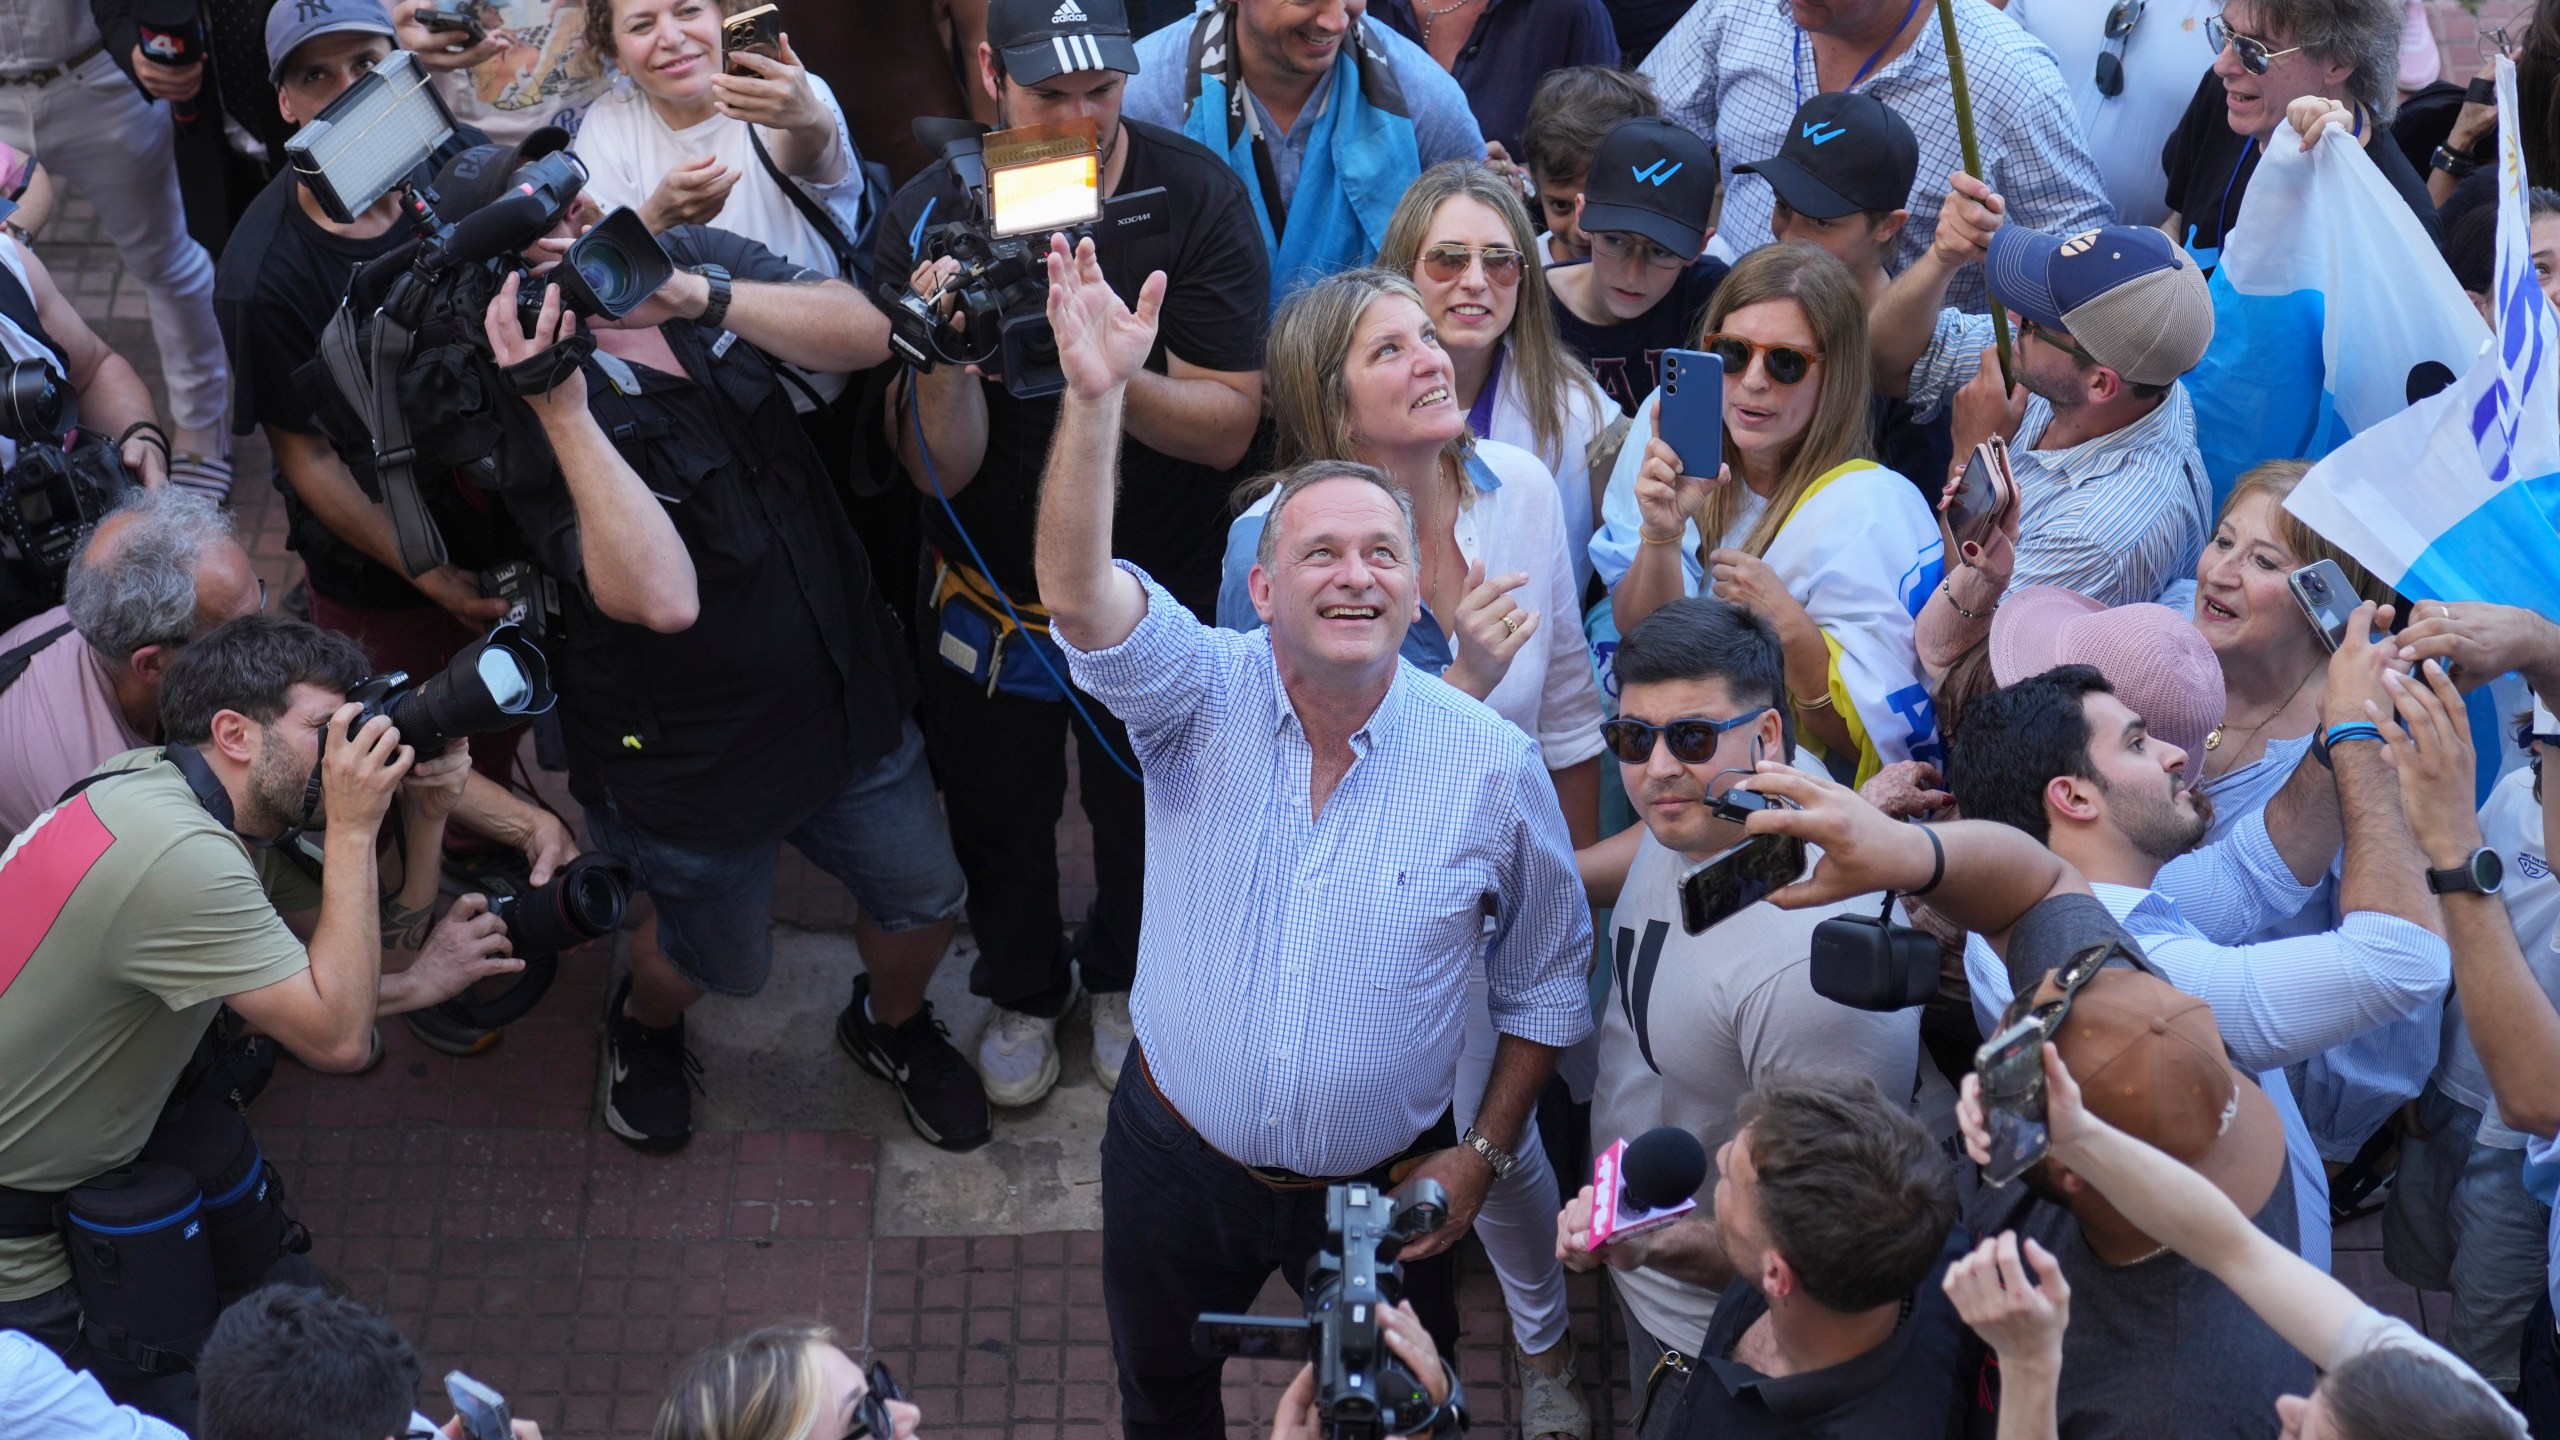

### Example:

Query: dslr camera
xmin=0 ymin=357 xmax=134 ymax=623
xmin=431 ymin=853 xmax=635 ymax=1034
xmin=1192 ymin=1181 xmax=1463 ymax=1440
xmin=883 ymin=117 xmax=1166 ymax=399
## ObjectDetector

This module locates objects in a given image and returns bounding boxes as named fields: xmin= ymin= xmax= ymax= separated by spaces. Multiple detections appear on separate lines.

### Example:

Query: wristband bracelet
xmin=1638 ymin=528 xmax=1683 ymax=547
xmin=1940 ymin=577 xmax=1995 ymax=620
xmin=1911 ymin=822 xmax=1946 ymax=897
xmin=117 ymin=420 xmax=170 ymax=457
xmin=2313 ymin=720 xmax=2386 ymax=769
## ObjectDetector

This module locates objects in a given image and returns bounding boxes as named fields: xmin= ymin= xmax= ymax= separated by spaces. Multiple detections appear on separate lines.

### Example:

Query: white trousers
xmin=1456 ymin=967 xmax=1571 ymax=1355
xmin=0 ymin=51 xmax=227 ymax=432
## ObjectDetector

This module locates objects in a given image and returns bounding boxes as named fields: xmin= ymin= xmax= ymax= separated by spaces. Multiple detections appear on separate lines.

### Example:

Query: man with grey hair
xmin=2161 ymin=0 xmax=2432 ymax=270
xmin=1032 ymin=234 xmax=1592 ymax=1435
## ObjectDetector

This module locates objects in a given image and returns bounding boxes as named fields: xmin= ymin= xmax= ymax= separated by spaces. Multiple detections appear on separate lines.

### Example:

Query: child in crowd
xmin=1545 ymin=117 xmax=1727 ymax=416
xmin=1519 ymin=67 xmax=1659 ymax=268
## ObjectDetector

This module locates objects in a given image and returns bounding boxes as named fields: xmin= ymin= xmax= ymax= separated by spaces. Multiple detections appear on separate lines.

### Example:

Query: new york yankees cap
xmin=1578 ymin=118 xmax=1717 ymax=260
xmin=1736 ymin=92 xmax=1919 ymax=220
xmin=266 ymin=0 xmax=400 ymax=85
xmin=989 ymin=0 xmax=1140 ymax=84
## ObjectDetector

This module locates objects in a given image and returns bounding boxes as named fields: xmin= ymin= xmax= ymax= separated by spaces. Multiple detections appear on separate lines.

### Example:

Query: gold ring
xmin=1502 ymin=613 xmax=1522 ymax=637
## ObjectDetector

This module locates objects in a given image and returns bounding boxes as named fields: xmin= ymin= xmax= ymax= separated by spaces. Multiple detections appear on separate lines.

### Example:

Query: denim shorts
xmin=582 ymin=720 xmax=967 ymax=997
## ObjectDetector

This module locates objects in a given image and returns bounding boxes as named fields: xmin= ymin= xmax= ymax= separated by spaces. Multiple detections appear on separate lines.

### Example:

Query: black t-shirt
xmin=499 ymin=227 xmax=918 ymax=847
xmin=874 ymin=120 xmax=1269 ymax=619
xmin=213 ymin=137 xmax=511 ymax=611
xmin=2162 ymin=72 xmax=2441 ymax=269
xmin=1674 ymin=1228 xmax=1990 ymax=1440
xmin=1550 ymin=258 xmax=1729 ymax=416
xmin=1876 ymin=394 xmax=1953 ymax=502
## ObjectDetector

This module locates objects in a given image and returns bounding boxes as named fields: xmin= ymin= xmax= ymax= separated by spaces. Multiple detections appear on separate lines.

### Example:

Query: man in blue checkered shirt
xmin=1639 ymin=0 xmax=2113 ymax=310
xmin=1031 ymin=235 xmax=1594 ymax=1437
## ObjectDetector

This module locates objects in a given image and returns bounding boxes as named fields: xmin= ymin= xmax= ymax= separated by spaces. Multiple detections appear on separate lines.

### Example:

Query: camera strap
xmin=317 ymin=292 xmax=450 ymax=578
xmin=0 ymin=620 xmax=72 ymax=697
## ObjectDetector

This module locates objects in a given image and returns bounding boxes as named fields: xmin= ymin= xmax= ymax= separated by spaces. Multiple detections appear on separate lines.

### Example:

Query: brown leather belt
xmin=0 ymin=41 xmax=106 ymax=87
xmin=1133 ymin=1043 xmax=1446 ymax=1193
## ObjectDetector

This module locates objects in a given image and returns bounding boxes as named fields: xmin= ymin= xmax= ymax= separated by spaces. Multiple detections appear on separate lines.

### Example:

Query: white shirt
xmin=0 ymin=1332 xmax=183 ymax=1440
xmin=1481 ymin=339 xmax=1615 ymax=595
xmin=2004 ymin=0 xmax=2220 ymax=226
xmin=0 ymin=0 xmax=100 ymax=71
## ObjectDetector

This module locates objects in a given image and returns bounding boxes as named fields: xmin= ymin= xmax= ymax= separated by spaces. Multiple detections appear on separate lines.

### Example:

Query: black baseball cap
xmin=1735 ymin=93 xmax=1919 ymax=220
xmin=989 ymin=0 xmax=1140 ymax=85
xmin=1578 ymin=118 xmax=1718 ymax=260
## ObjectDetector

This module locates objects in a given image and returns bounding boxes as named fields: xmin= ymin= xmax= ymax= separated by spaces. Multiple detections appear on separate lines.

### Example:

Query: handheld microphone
xmin=1587 ymin=1126 xmax=1707 ymax=1250
xmin=131 ymin=0 xmax=206 ymax=129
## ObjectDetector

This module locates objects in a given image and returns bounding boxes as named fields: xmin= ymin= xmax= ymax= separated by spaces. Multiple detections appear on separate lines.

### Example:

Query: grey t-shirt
xmin=1591 ymin=825 xmax=1923 ymax=1353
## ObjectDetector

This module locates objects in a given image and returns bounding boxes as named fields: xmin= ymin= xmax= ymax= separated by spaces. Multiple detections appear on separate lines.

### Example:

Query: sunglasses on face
xmin=1702 ymin=332 xmax=1823 ymax=385
xmin=2019 ymin=317 xmax=2100 ymax=369
xmin=1420 ymin=242 xmax=1524 ymax=287
xmin=2205 ymin=14 xmax=2303 ymax=73
xmin=1601 ymin=708 xmax=1773 ymax=764
xmin=2095 ymin=0 xmax=2142 ymax=96
xmin=843 ymin=1361 xmax=902 ymax=1440
xmin=1589 ymin=230 xmax=1690 ymax=270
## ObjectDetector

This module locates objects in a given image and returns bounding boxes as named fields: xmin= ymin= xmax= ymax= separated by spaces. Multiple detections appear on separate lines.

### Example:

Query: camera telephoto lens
xmin=0 ymin=358 xmax=68 ymax=444
xmin=574 ymin=242 xmax=636 ymax=308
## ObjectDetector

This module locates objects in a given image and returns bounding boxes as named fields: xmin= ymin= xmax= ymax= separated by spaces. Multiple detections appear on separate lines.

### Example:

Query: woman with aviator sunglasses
xmin=653 ymin=1322 xmax=917 ymax=1440
xmin=1593 ymin=243 xmax=1942 ymax=787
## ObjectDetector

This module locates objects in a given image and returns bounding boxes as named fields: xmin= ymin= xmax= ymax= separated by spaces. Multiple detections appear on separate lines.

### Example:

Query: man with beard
xmin=1945 ymin=620 xmax=2460 ymax=1269
xmin=0 ymin=614 xmax=516 ymax=1407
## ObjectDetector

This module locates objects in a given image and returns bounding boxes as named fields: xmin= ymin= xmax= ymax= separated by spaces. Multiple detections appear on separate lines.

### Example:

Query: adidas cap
xmin=989 ymin=0 xmax=1140 ymax=84
xmin=1987 ymin=223 xmax=2215 ymax=387
xmin=1578 ymin=117 xmax=1718 ymax=261
xmin=1735 ymin=92 xmax=1919 ymax=220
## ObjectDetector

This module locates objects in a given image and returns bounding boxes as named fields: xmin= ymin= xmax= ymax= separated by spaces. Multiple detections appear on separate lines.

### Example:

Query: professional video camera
xmin=288 ymin=52 xmax=674 ymax=577
xmin=0 ymin=356 xmax=134 ymax=624
xmin=882 ymin=117 xmax=1167 ymax=400
xmin=1192 ymin=1180 xmax=1462 ymax=1440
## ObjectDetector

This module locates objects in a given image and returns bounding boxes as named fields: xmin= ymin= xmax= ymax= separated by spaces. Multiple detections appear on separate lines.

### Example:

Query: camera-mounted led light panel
xmin=284 ymin=51 xmax=457 ymax=224
xmin=983 ymin=119 xmax=1102 ymax=238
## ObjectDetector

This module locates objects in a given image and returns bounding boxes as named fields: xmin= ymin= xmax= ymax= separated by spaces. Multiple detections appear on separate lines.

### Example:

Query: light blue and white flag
xmin=2187 ymin=107 xmax=2491 ymax=507
xmin=2285 ymin=56 xmax=2560 ymax=626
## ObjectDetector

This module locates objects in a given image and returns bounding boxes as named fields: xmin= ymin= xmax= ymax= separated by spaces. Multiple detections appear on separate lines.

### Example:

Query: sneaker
xmin=404 ymin=1005 xmax=502 ymax=1057
xmin=1089 ymin=991 xmax=1133 ymax=1093
xmin=977 ymin=980 xmax=1080 ymax=1107
xmin=602 ymin=978 xmax=700 ymax=1152
xmin=837 ymin=974 xmax=993 ymax=1151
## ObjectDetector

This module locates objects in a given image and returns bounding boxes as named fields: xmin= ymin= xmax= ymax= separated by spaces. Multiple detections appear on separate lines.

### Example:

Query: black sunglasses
xmin=2205 ymin=14 xmax=2304 ymax=74
xmin=2095 ymin=0 xmax=2142 ymax=96
xmin=2021 ymin=940 xmax=2126 ymax=1038
xmin=844 ymin=1361 xmax=902 ymax=1440
xmin=1703 ymin=332 xmax=1821 ymax=386
xmin=1601 ymin=708 xmax=1772 ymax=765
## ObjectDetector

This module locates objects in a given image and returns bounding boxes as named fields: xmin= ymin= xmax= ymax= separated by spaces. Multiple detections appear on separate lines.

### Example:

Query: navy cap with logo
xmin=989 ymin=0 xmax=1140 ymax=85
xmin=1735 ymin=92 xmax=1919 ymax=221
xmin=1578 ymin=117 xmax=1718 ymax=261
xmin=1987 ymin=224 xmax=2215 ymax=386
xmin=265 ymin=0 xmax=400 ymax=86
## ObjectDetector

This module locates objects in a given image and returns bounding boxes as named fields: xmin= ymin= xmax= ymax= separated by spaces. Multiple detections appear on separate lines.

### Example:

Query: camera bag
xmin=59 ymin=1162 xmax=219 ymax=1374
xmin=140 ymin=1086 xmax=310 ymax=1301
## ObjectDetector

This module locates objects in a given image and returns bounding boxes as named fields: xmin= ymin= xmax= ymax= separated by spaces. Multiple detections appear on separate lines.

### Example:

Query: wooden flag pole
xmin=1934 ymin=0 xmax=2015 ymax=389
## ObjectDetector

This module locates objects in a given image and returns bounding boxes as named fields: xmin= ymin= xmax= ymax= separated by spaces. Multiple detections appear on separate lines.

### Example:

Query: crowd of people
xmin=2 ymin=0 xmax=2560 ymax=1434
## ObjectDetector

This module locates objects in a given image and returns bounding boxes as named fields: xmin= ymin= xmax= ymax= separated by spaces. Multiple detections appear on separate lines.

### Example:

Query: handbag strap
xmin=746 ymin=126 xmax=863 ymax=283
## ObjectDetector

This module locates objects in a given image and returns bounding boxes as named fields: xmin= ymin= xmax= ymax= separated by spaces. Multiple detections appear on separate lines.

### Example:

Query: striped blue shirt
xmin=1911 ymin=308 xmax=2210 ymax=606
xmin=1059 ymin=565 xmax=1595 ymax=1176
xmin=1640 ymin=0 xmax=2112 ymax=312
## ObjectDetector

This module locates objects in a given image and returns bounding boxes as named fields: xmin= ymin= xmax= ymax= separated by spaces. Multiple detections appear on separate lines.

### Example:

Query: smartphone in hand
xmin=2286 ymin=559 xmax=2359 ymax=652
xmin=1973 ymin=1022 xmax=2051 ymax=1186
xmin=722 ymin=4 xmax=782 ymax=74
xmin=1655 ymin=348 xmax=1724 ymax=478
xmin=416 ymin=5 xmax=487 ymax=43
xmin=1942 ymin=438 xmax=2015 ymax=552
xmin=1676 ymin=832 xmax=1807 ymax=935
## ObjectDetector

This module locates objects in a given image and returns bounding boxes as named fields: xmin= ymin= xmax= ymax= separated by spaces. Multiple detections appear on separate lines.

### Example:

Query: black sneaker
xmin=602 ymin=978 xmax=700 ymax=1153
xmin=404 ymin=1006 xmax=503 ymax=1057
xmin=836 ymin=974 xmax=992 ymax=1152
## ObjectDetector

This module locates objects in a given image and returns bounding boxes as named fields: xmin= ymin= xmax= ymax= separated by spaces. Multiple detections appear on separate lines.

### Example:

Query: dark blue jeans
xmin=2523 ymin=1291 xmax=2559 ymax=1435
xmin=1101 ymin=1063 xmax=1462 ymax=1440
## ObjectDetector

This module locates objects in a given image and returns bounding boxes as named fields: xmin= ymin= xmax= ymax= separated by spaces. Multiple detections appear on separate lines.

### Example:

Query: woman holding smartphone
xmin=1213 ymin=267 xmax=1604 ymax=1440
xmin=1593 ymin=243 xmax=1942 ymax=785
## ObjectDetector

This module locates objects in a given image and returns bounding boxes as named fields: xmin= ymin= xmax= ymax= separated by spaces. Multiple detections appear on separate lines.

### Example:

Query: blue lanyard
xmin=1793 ymin=0 xmax=1931 ymax=100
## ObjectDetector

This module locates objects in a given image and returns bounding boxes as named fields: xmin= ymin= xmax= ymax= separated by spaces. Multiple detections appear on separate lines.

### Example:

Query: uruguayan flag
xmin=2187 ymin=107 xmax=2490 ymax=508
xmin=2285 ymin=57 xmax=2560 ymax=627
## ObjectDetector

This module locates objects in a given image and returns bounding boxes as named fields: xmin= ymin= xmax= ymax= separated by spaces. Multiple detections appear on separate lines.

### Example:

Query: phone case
xmin=2287 ymin=562 xmax=2357 ymax=652
xmin=1655 ymin=348 xmax=1723 ymax=476
xmin=1943 ymin=437 xmax=2015 ymax=549
xmin=723 ymin=4 xmax=781 ymax=69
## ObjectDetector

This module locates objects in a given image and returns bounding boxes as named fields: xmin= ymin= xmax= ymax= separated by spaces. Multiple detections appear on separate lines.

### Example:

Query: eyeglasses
xmin=843 ymin=1361 xmax=902 ymax=1440
xmin=2019 ymin=317 xmax=2101 ymax=370
xmin=1419 ymin=242 xmax=1524 ymax=287
xmin=1702 ymin=332 xmax=1824 ymax=385
xmin=2205 ymin=14 xmax=2303 ymax=73
xmin=1588 ymin=229 xmax=1690 ymax=270
xmin=2095 ymin=0 xmax=2142 ymax=96
xmin=2020 ymin=940 xmax=2126 ymax=1038
xmin=1600 ymin=708 xmax=1772 ymax=764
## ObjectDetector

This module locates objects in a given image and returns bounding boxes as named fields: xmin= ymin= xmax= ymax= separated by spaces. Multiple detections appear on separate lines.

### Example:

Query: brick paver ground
xmin=24 ymin=16 xmax=2513 ymax=1421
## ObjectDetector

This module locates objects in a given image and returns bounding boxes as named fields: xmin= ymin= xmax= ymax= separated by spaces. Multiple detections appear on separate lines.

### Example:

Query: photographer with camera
xmin=0 ymin=613 xmax=519 ymax=1421
xmin=880 ymin=0 xmax=1266 ymax=1104
xmin=470 ymin=180 xmax=979 ymax=1155
xmin=0 ymin=205 xmax=168 ymax=493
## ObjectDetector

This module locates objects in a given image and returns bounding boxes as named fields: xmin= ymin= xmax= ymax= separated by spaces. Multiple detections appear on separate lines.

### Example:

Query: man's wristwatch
xmin=1460 ymin=1126 xmax=1518 ymax=1181
xmin=687 ymin=262 xmax=732 ymax=332
xmin=2433 ymin=145 xmax=2481 ymax=179
xmin=2426 ymin=847 xmax=2505 ymax=896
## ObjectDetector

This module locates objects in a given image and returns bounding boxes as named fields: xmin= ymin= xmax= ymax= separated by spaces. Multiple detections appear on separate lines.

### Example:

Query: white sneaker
xmin=977 ymin=1001 xmax=1068 ymax=1107
xmin=1090 ymin=991 xmax=1134 ymax=1092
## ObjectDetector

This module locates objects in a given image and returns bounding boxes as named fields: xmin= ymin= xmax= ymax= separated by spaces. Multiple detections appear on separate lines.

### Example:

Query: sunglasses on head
xmin=1703 ymin=332 xmax=1823 ymax=385
xmin=843 ymin=1361 xmax=902 ymax=1440
xmin=2019 ymin=939 xmax=2128 ymax=1039
xmin=1601 ymin=708 xmax=1772 ymax=764
xmin=2205 ymin=14 xmax=2303 ymax=73
xmin=1420 ymin=242 xmax=1524 ymax=287
xmin=2095 ymin=0 xmax=2142 ymax=95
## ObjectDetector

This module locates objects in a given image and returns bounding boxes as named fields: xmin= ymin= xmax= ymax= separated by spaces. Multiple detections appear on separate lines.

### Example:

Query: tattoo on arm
xmin=381 ymin=897 xmax=435 ymax=953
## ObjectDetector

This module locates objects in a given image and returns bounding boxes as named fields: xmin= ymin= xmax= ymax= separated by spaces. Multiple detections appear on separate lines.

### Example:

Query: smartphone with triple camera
xmin=416 ymin=5 xmax=488 ymax=43
xmin=1942 ymin=437 xmax=2015 ymax=551
xmin=1655 ymin=348 xmax=1724 ymax=478
xmin=445 ymin=1372 xmax=511 ymax=1440
xmin=722 ymin=4 xmax=781 ymax=74
xmin=1676 ymin=832 xmax=1808 ymax=935
xmin=1973 ymin=1021 xmax=2052 ymax=1186
xmin=2287 ymin=559 xmax=2359 ymax=653
xmin=1192 ymin=1314 xmax=1312 ymax=1360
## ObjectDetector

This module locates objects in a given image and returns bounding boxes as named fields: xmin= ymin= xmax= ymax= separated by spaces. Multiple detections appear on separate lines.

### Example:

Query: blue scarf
xmin=1181 ymin=5 xmax=1421 ymax=311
